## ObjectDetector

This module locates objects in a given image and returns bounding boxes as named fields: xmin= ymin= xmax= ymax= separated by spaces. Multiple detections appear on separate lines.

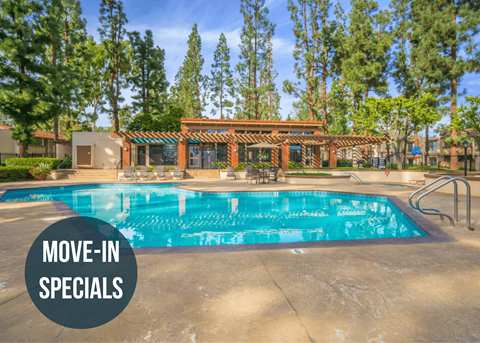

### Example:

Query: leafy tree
xmin=210 ymin=33 xmax=235 ymax=119
xmin=235 ymin=0 xmax=275 ymax=120
xmin=171 ymin=24 xmax=208 ymax=118
xmin=338 ymin=0 xmax=393 ymax=121
xmin=327 ymin=79 xmax=352 ymax=134
xmin=355 ymin=94 xmax=440 ymax=169
xmin=258 ymin=39 xmax=281 ymax=120
xmin=126 ymin=110 xmax=181 ymax=133
xmin=98 ymin=0 xmax=129 ymax=131
xmin=454 ymin=96 xmax=480 ymax=167
xmin=128 ymin=29 xmax=169 ymax=116
xmin=410 ymin=0 xmax=480 ymax=170
xmin=109 ymin=104 xmax=132 ymax=131
xmin=0 ymin=0 xmax=51 ymax=157
xmin=283 ymin=0 xmax=337 ymax=126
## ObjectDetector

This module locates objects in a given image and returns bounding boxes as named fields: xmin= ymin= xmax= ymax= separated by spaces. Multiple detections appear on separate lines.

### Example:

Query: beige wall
xmin=56 ymin=144 xmax=72 ymax=159
xmin=0 ymin=129 xmax=19 ymax=155
xmin=72 ymin=132 xmax=122 ymax=169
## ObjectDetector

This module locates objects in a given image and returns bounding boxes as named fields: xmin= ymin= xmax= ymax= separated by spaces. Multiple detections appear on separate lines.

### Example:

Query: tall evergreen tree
xmin=0 ymin=0 xmax=51 ymax=157
xmin=210 ymin=33 xmax=235 ymax=119
xmin=98 ymin=0 xmax=129 ymax=131
xmin=171 ymin=24 xmax=208 ymax=118
xmin=259 ymin=40 xmax=281 ymax=120
xmin=411 ymin=0 xmax=480 ymax=170
xmin=128 ymin=30 xmax=168 ymax=116
xmin=235 ymin=0 xmax=275 ymax=120
xmin=283 ymin=0 xmax=337 ymax=127
xmin=338 ymin=0 xmax=393 ymax=121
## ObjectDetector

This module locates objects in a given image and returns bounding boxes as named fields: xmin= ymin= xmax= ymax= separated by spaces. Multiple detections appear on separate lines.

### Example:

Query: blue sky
xmin=79 ymin=0 xmax=480 ymax=128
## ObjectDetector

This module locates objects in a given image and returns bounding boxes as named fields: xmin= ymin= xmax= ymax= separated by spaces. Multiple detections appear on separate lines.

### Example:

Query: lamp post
xmin=463 ymin=140 xmax=468 ymax=177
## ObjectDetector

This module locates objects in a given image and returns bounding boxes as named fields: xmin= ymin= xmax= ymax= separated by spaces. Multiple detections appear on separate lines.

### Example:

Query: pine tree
xmin=338 ymin=0 xmax=393 ymax=114
xmin=283 ymin=0 xmax=337 ymax=127
xmin=61 ymin=0 xmax=88 ymax=132
xmin=259 ymin=40 xmax=281 ymax=120
xmin=210 ymin=33 xmax=235 ymax=119
xmin=0 ymin=0 xmax=51 ymax=157
xmin=78 ymin=37 xmax=108 ymax=131
xmin=411 ymin=0 xmax=480 ymax=170
xmin=98 ymin=0 xmax=129 ymax=131
xmin=171 ymin=24 xmax=208 ymax=118
xmin=235 ymin=0 xmax=275 ymax=120
xmin=128 ymin=30 xmax=169 ymax=116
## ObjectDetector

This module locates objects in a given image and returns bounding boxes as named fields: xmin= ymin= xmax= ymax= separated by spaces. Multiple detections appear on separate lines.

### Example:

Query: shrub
xmin=5 ymin=157 xmax=61 ymax=169
xmin=387 ymin=163 xmax=398 ymax=170
xmin=0 ymin=166 xmax=35 ymax=181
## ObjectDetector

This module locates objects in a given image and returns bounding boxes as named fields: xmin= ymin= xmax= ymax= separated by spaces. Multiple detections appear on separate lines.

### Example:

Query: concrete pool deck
xmin=0 ymin=179 xmax=480 ymax=342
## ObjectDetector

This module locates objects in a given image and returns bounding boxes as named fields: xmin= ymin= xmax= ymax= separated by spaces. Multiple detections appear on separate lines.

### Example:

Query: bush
xmin=387 ymin=163 xmax=398 ymax=170
xmin=0 ymin=166 xmax=35 ymax=182
xmin=5 ymin=157 xmax=61 ymax=169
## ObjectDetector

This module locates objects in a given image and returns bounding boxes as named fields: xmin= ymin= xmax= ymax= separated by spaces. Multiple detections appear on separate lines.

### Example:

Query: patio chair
xmin=226 ymin=166 xmax=236 ymax=180
xmin=172 ymin=166 xmax=183 ymax=180
xmin=250 ymin=168 xmax=261 ymax=184
xmin=428 ymin=170 xmax=437 ymax=175
xmin=246 ymin=166 xmax=254 ymax=183
xmin=138 ymin=166 xmax=153 ymax=180
xmin=268 ymin=166 xmax=279 ymax=182
xmin=156 ymin=166 xmax=169 ymax=180
xmin=120 ymin=166 xmax=132 ymax=181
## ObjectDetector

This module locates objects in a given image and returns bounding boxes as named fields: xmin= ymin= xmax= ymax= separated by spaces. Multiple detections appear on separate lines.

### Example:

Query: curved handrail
xmin=342 ymin=172 xmax=366 ymax=185
xmin=416 ymin=177 xmax=472 ymax=229
xmin=57 ymin=157 xmax=70 ymax=170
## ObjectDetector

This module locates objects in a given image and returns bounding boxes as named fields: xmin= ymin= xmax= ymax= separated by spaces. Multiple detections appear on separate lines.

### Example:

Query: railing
xmin=342 ymin=172 xmax=367 ymax=185
xmin=409 ymin=176 xmax=473 ymax=230
xmin=56 ymin=157 xmax=71 ymax=179
xmin=129 ymin=167 xmax=137 ymax=185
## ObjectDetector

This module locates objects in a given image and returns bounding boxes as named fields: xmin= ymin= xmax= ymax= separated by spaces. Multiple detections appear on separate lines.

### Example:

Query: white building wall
xmin=0 ymin=128 xmax=19 ymax=155
xmin=72 ymin=132 xmax=122 ymax=169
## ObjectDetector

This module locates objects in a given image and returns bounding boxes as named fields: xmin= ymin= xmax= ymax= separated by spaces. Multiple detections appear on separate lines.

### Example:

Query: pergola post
xmin=329 ymin=143 xmax=338 ymax=168
xmin=178 ymin=126 xmax=189 ymax=169
xmin=281 ymin=143 xmax=290 ymax=170
xmin=122 ymin=138 xmax=131 ymax=168
xmin=272 ymin=130 xmax=279 ymax=167
xmin=301 ymin=144 xmax=306 ymax=167
xmin=314 ymin=146 xmax=321 ymax=167
xmin=228 ymin=129 xmax=238 ymax=167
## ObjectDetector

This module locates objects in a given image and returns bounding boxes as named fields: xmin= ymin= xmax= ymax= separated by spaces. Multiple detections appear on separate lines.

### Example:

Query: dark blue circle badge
xmin=25 ymin=217 xmax=137 ymax=329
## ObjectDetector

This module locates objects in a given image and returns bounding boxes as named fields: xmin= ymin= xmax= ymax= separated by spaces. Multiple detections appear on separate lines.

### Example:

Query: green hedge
xmin=0 ymin=166 xmax=35 ymax=182
xmin=5 ymin=158 xmax=61 ymax=169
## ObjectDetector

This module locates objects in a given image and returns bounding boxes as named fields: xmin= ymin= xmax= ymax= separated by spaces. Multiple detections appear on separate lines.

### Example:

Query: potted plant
xmin=29 ymin=163 xmax=51 ymax=181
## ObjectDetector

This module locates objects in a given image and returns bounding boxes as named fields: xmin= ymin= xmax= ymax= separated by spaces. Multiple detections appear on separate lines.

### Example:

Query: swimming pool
xmin=1 ymin=184 xmax=427 ymax=248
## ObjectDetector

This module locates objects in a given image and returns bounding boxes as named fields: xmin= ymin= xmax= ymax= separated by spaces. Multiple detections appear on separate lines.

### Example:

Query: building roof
xmin=180 ymin=118 xmax=324 ymax=131
xmin=0 ymin=125 xmax=68 ymax=141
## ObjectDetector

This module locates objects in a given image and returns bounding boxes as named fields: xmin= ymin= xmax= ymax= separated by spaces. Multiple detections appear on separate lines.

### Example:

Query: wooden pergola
xmin=113 ymin=131 xmax=386 ymax=169
xmin=115 ymin=131 xmax=384 ymax=148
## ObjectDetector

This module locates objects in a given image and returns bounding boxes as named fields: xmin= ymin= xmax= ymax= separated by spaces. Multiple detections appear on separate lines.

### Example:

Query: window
xmin=303 ymin=132 xmax=313 ymax=135
xmin=429 ymin=158 xmax=437 ymax=166
xmin=238 ymin=144 xmax=246 ymax=163
xmin=235 ymin=130 xmax=246 ymax=134
xmin=408 ymin=158 xmax=414 ymax=164
xmin=289 ymin=145 xmax=302 ymax=163
xmin=408 ymin=143 xmax=414 ymax=151
xmin=149 ymin=145 xmax=163 ymax=165
xmin=428 ymin=141 xmax=437 ymax=151
xmin=217 ymin=130 xmax=228 ymax=134
xmin=137 ymin=146 xmax=146 ymax=165
xmin=163 ymin=145 xmax=178 ymax=165
xmin=290 ymin=131 xmax=302 ymax=135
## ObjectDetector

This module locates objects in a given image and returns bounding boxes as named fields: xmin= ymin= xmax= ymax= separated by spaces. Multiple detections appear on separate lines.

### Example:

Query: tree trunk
xmin=425 ymin=125 xmax=430 ymax=166
xmin=450 ymin=10 xmax=458 ymax=171
xmin=19 ymin=141 xmax=28 ymax=158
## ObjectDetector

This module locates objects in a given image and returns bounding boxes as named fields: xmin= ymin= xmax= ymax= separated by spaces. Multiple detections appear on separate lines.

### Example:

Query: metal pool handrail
xmin=409 ymin=176 xmax=473 ymax=230
xmin=342 ymin=172 xmax=366 ymax=185
xmin=129 ymin=167 xmax=137 ymax=185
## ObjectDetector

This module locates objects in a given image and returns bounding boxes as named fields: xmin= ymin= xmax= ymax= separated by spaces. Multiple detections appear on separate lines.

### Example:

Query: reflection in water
xmin=1 ymin=186 xmax=426 ymax=248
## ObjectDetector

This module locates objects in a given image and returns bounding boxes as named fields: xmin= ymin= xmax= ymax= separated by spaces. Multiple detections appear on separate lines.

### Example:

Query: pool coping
xmin=0 ymin=183 xmax=455 ymax=254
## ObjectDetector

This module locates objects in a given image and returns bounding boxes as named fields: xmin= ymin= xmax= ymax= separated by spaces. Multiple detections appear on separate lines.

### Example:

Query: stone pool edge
xmin=0 ymin=185 xmax=455 ymax=254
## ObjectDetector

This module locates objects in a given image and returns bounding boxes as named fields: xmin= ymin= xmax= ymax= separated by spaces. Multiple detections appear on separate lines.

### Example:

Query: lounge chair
xmin=120 ymin=166 xmax=132 ymax=181
xmin=428 ymin=170 xmax=437 ymax=175
xmin=172 ymin=166 xmax=183 ymax=180
xmin=446 ymin=170 xmax=455 ymax=174
xmin=156 ymin=166 xmax=169 ymax=180
xmin=226 ymin=166 xmax=236 ymax=180
xmin=138 ymin=166 xmax=153 ymax=180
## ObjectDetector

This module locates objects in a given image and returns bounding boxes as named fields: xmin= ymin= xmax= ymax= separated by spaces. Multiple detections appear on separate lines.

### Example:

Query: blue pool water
xmin=1 ymin=184 xmax=426 ymax=248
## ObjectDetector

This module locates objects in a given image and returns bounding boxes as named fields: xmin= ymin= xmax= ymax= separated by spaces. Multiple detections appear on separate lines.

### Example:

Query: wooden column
xmin=329 ymin=143 xmax=337 ymax=168
xmin=281 ymin=143 xmax=290 ymax=170
xmin=301 ymin=144 xmax=306 ymax=167
xmin=178 ymin=126 xmax=189 ymax=169
xmin=272 ymin=130 xmax=279 ymax=167
xmin=314 ymin=146 xmax=321 ymax=168
xmin=122 ymin=138 xmax=131 ymax=168
xmin=228 ymin=129 xmax=238 ymax=167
